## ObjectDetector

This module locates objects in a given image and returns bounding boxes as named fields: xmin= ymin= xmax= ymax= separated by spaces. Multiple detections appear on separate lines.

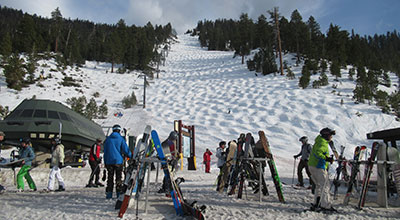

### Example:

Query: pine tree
xmin=0 ymin=32 xmax=12 ymax=57
xmin=98 ymin=99 xmax=108 ymax=119
xmin=299 ymin=65 xmax=311 ymax=89
xmin=85 ymin=98 xmax=98 ymax=119
xmin=330 ymin=60 xmax=341 ymax=79
xmin=3 ymin=54 xmax=26 ymax=90
xmin=51 ymin=7 xmax=63 ymax=53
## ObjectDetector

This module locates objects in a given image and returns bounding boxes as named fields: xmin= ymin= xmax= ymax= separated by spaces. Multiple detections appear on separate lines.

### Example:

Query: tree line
xmin=189 ymin=9 xmax=400 ymax=118
xmin=0 ymin=6 xmax=173 ymax=72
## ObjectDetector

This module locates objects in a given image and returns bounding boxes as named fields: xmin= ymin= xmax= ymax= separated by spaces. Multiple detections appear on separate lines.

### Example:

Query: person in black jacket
xmin=294 ymin=136 xmax=314 ymax=188
xmin=87 ymin=138 xmax=103 ymax=187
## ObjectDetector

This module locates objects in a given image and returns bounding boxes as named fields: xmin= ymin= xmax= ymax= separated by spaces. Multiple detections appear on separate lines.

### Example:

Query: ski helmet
xmin=320 ymin=127 xmax=335 ymax=139
xmin=20 ymin=137 xmax=31 ymax=144
xmin=168 ymin=131 xmax=178 ymax=141
xmin=51 ymin=137 xmax=61 ymax=144
xmin=299 ymin=136 xmax=308 ymax=143
xmin=112 ymin=124 xmax=122 ymax=132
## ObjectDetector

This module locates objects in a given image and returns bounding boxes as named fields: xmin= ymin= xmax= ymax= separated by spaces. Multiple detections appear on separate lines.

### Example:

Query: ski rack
xmin=241 ymin=157 xmax=274 ymax=202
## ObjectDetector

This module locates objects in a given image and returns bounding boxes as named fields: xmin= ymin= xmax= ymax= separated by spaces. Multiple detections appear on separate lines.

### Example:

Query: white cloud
xmin=0 ymin=0 xmax=63 ymax=18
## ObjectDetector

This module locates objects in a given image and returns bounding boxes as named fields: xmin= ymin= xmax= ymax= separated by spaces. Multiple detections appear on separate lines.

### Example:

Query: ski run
xmin=1 ymin=34 xmax=400 ymax=219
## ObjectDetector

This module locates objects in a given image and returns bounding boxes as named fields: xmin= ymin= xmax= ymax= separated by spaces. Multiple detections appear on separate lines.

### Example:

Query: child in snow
xmin=294 ymin=136 xmax=314 ymax=189
xmin=308 ymin=128 xmax=336 ymax=212
xmin=16 ymin=138 xmax=37 ymax=192
xmin=46 ymin=137 xmax=65 ymax=192
xmin=203 ymin=148 xmax=212 ymax=173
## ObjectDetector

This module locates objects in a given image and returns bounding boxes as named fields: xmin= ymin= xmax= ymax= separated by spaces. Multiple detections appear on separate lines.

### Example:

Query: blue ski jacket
xmin=18 ymin=145 xmax=35 ymax=166
xmin=103 ymin=132 xmax=132 ymax=165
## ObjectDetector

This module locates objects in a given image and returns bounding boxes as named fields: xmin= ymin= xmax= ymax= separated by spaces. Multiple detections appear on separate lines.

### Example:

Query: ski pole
xmin=292 ymin=157 xmax=297 ymax=185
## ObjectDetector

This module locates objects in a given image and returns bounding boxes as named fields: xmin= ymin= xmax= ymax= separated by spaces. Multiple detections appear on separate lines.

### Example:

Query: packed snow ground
xmin=1 ymin=34 xmax=400 ymax=219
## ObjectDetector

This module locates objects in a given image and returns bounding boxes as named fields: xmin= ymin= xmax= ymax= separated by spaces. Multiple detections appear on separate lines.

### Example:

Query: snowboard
xmin=357 ymin=142 xmax=379 ymax=209
xmin=116 ymin=125 xmax=151 ymax=211
xmin=343 ymin=145 xmax=366 ymax=205
xmin=237 ymin=133 xmax=252 ymax=199
xmin=228 ymin=134 xmax=245 ymax=195
xmin=258 ymin=130 xmax=285 ymax=203
xmin=218 ymin=141 xmax=236 ymax=193
xmin=333 ymin=145 xmax=346 ymax=200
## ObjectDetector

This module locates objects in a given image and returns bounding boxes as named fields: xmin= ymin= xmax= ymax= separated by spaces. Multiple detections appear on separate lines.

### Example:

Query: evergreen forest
xmin=189 ymin=9 xmax=400 ymax=117
xmin=0 ymin=6 xmax=173 ymax=72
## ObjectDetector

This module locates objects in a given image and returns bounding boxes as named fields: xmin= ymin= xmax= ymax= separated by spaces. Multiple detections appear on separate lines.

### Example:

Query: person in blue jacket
xmin=17 ymin=138 xmax=37 ymax=192
xmin=103 ymin=124 xmax=132 ymax=199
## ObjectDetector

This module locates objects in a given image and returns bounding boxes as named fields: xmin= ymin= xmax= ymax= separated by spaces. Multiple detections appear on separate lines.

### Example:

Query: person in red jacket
xmin=203 ymin=148 xmax=213 ymax=173
xmin=87 ymin=138 xmax=104 ymax=187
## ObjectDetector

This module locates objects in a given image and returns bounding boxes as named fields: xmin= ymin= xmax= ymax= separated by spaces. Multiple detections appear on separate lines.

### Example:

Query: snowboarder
xmin=103 ymin=124 xmax=132 ymax=199
xmin=46 ymin=137 xmax=65 ymax=192
xmin=203 ymin=148 xmax=212 ymax=173
xmin=16 ymin=138 xmax=37 ymax=192
xmin=294 ymin=136 xmax=314 ymax=189
xmin=87 ymin=138 xmax=104 ymax=187
xmin=0 ymin=131 xmax=5 ymax=193
xmin=308 ymin=128 xmax=336 ymax=212
xmin=158 ymin=131 xmax=178 ymax=193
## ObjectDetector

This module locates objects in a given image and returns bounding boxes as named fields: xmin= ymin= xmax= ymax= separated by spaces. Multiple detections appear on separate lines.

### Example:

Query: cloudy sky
xmin=0 ymin=0 xmax=398 ymax=36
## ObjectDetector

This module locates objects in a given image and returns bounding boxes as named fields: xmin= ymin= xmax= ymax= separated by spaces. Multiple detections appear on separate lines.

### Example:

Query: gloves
xmin=58 ymin=162 xmax=64 ymax=168
xmin=96 ymin=157 xmax=102 ymax=163
xmin=326 ymin=155 xmax=334 ymax=163
xmin=293 ymin=155 xmax=299 ymax=159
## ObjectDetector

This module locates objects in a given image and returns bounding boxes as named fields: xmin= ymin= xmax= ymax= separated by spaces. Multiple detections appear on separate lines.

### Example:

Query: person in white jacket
xmin=46 ymin=137 xmax=65 ymax=192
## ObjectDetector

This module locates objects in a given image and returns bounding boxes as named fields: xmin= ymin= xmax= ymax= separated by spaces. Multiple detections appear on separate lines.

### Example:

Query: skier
xmin=203 ymin=148 xmax=212 ymax=173
xmin=86 ymin=138 xmax=104 ymax=187
xmin=293 ymin=136 xmax=314 ymax=189
xmin=0 ymin=131 xmax=5 ymax=193
xmin=216 ymin=141 xmax=226 ymax=191
xmin=308 ymin=128 xmax=336 ymax=212
xmin=103 ymin=124 xmax=132 ymax=199
xmin=16 ymin=138 xmax=37 ymax=192
xmin=158 ymin=131 xmax=178 ymax=193
xmin=46 ymin=137 xmax=65 ymax=192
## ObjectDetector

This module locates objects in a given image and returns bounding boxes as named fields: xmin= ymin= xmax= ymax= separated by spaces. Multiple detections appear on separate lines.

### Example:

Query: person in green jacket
xmin=17 ymin=138 xmax=37 ymax=192
xmin=308 ymin=128 xmax=335 ymax=211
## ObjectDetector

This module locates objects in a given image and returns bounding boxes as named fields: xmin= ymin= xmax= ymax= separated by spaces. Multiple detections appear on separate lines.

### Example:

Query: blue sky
xmin=0 ymin=0 xmax=398 ymax=36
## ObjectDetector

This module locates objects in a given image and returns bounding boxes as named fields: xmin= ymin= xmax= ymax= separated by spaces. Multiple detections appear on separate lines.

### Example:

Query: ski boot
xmin=86 ymin=182 xmax=97 ymax=188
xmin=95 ymin=182 xmax=104 ymax=187
xmin=56 ymin=185 xmax=65 ymax=192
xmin=106 ymin=191 xmax=113 ymax=199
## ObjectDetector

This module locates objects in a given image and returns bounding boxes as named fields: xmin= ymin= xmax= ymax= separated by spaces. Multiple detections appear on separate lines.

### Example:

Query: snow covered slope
xmin=0 ymin=34 xmax=399 ymax=219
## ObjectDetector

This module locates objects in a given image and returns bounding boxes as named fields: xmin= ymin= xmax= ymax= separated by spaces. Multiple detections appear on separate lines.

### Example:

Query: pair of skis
xmin=343 ymin=145 xmax=367 ymax=205
xmin=152 ymin=130 xmax=205 ymax=219
xmin=258 ymin=131 xmax=285 ymax=203
xmin=116 ymin=125 xmax=153 ymax=218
